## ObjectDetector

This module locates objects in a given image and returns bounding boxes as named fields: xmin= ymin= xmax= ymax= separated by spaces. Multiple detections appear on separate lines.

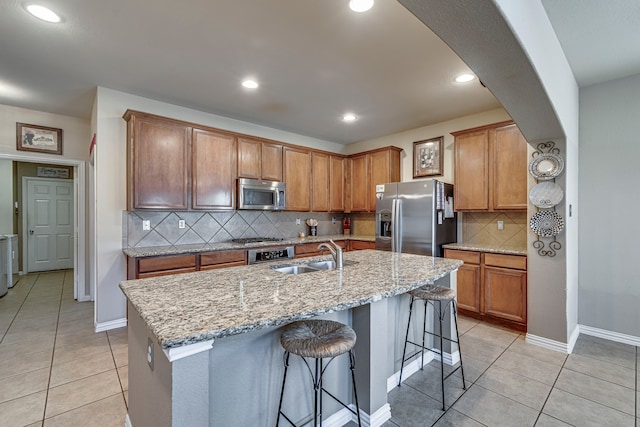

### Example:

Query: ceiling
xmin=0 ymin=1 xmax=638 ymax=144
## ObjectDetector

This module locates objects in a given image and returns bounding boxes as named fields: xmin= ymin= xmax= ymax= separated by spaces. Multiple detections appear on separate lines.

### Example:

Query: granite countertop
xmin=443 ymin=242 xmax=527 ymax=256
xmin=119 ymin=250 xmax=462 ymax=349
xmin=122 ymin=234 xmax=375 ymax=258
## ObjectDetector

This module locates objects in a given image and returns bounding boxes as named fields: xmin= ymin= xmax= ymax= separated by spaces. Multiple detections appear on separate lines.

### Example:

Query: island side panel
xmin=128 ymin=302 xmax=173 ymax=427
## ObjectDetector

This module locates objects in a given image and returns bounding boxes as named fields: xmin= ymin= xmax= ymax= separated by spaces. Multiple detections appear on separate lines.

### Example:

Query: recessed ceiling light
xmin=455 ymin=73 xmax=476 ymax=83
xmin=342 ymin=113 xmax=358 ymax=122
xmin=349 ymin=0 xmax=374 ymax=13
xmin=242 ymin=79 xmax=258 ymax=89
xmin=26 ymin=4 xmax=61 ymax=23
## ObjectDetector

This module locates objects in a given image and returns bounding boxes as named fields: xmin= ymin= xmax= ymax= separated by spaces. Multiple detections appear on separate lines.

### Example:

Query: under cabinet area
xmin=452 ymin=121 xmax=528 ymax=212
xmin=444 ymin=248 xmax=527 ymax=331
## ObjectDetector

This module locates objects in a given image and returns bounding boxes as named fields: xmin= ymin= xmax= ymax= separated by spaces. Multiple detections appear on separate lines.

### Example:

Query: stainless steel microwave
xmin=237 ymin=178 xmax=286 ymax=210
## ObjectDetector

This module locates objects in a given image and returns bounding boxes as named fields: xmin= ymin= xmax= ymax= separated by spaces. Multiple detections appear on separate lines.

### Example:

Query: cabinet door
xmin=454 ymin=129 xmax=489 ymax=210
xmin=284 ymin=147 xmax=311 ymax=211
xmin=312 ymin=152 xmax=330 ymax=212
xmin=192 ymin=128 xmax=237 ymax=210
xmin=483 ymin=266 xmax=527 ymax=323
xmin=329 ymin=156 xmax=345 ymax=212
xmin=370 ymin=150 xmax=394 ymax=212
xmin=237 ymin=137 xmax=261 ymax=179
xmin=349 ymin=154 xmax=369 ymax=212
xmin=261 ymin=142 xmax=283 ymax=181
xmin=492 ymin=124 xmax=528 ymax=210
xmin=129 ymin=116 xmax=190 ymax=210
xmin=456 ymin=263 xmax=482 ymax=313
xmin=348 ymin=240 xmax=375 ymax=251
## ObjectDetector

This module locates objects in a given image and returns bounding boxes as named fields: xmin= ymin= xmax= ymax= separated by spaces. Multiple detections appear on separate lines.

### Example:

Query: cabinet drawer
xmin=138 ymin=254 xmax=197 ymax=274
xmin=444 ymin=249 xmax=480 ymax=265
xmin=484 ymin=253 xmax=526 ymax=270
xmin=200 ymin=250 xmax=246 ymax=267
xmin=349 ymin=240 xmax=375 ymax=251
xmin=295 ymin=241 xmax=347 ymax=257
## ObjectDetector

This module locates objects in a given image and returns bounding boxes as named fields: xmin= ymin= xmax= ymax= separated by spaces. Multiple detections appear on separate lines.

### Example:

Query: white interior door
xmin=25 ymin=178 xmax=74 ymax=272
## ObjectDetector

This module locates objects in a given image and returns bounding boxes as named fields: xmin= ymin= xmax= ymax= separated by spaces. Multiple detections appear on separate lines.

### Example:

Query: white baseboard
xmin=525 ymin=333 xmax=571 ymax=354
xmin=322 ymin=403 xmax=392 ymax=427
xmin=322 ymin=407 xmax=354 ymax=427
xmin=124 ymin=413 xmax=132 ymax=427
xmin=95 ymin=318 xmax=127 ymax=333
xmin=387 ymin=351 xmax=436 ymax=392
xmin=579 ymin=324 xmax=640 ymax=347
xmin=567 ymin=325 xmax=580 ymax=353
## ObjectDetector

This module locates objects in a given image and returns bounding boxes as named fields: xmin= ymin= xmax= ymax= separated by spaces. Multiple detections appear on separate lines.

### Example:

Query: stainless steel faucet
xmin=317 ymin=239 xmax=343 ymax=270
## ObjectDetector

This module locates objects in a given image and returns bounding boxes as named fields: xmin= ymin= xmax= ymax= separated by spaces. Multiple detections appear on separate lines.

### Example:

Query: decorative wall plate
xmin=529 ymin=182 xmax=564 ymax=208
xmin=528 ymin=153 xmax=564 ymax=181
xmin=530 ymin=211 xmax=564 ymax=237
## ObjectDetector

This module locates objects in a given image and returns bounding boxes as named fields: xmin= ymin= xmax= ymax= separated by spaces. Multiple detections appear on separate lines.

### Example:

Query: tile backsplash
xmin=123 ymin=211 xmax=345 ymax=248
xmin=460 ymin=211 xmax=527 ymax=247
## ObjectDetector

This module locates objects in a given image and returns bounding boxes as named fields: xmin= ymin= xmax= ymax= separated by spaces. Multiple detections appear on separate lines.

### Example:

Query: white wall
xmin=93 ymin=87 xmax=344 ymax=328
xmin=346 ymin=108 xmax=511 ymax=184
xmin=0 ymin=160 xmax=12 ymax=233
xmin=579 ymin=73 xmax=640 ymax=336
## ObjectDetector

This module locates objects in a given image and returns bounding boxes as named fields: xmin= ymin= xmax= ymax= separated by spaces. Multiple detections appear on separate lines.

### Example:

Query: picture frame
xmin=413 ymin=136 xmax=443 ymax=178
xmin=16 ymin=122 xmax=63 ymax=155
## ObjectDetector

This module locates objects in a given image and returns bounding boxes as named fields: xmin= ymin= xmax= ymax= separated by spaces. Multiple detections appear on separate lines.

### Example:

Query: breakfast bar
xmin=120 ymin=250 xmax=462 ymax=427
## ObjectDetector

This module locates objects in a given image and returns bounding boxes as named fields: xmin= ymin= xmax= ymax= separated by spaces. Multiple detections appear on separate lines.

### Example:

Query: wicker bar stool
xmin=276 ymin=319 xmax=362 ymax=427
xmin=398 ymin=284 xmax=466 ymax=410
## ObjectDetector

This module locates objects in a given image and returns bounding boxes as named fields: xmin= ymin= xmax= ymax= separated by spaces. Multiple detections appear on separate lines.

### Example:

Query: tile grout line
xmin=0 ymin=275 xmax=37 ymax=344
xmin=41 ymin=270 xmax=69 ymax=424
xmin=532 ymin=350 xmax=569 ymax=426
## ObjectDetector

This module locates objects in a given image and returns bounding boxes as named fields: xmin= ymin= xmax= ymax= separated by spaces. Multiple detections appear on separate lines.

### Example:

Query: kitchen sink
xmin=271 ymin=260 xmax=357 ymax=274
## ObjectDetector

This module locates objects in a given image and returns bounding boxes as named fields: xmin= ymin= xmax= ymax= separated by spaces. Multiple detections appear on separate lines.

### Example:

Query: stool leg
xmin=314 ymin=358 xmax=321 ymax=427
xmin=452 ymin=300 xmax=467 ymax=390
xmin=349 ymin=350 xmax=362 ymax=427
xmin=438 ymin=300 xmax=445 ymax=411
xmin=276 ymin=351 xmax=290 ymax=427
xmin=421 ymin=299 xmax=428 ymax=370
xmin=398 ymin=296 xmax=415 ymax=386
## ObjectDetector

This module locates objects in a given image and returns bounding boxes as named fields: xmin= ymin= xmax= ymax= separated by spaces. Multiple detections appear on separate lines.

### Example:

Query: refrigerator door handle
xmin=396 ymin=199 xmax=402 ymax=253
xmin=391 ymin=199 xmax=397 ymax=252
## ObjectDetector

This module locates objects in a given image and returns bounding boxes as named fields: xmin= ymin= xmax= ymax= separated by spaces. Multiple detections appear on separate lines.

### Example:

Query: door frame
xmin=2 ymin=152 xmax=88 ymax=302
xmin=22 ymin=177 xmax=75 ymax=274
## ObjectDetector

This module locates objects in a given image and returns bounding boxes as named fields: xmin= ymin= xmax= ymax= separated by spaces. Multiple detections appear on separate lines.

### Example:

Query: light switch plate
xmin=497 ymin=220 xmax=504 ymax=230
xmin=178 ymin=220 xmax=186 ymax=229
xmin=142 ymin=220 xmax=150 ymax=231
xmin=296 ymin=218 xmax=300 ymax=225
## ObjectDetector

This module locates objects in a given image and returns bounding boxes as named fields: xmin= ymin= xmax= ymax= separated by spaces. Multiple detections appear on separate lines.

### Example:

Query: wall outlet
xmin=142 ymin=220 xmax=151 ymax=231
xmin=497 ymin=220 xmax=504 ymax=230
xmin=178 ymin=220 xmax=186 ymax=229
xmin=296 ymin=218 xmax=300 ymax=225
xmin=147 ymin=337 xmax=154 ymax=371
xmin=332 ymin=217 xmax=336 ymax=224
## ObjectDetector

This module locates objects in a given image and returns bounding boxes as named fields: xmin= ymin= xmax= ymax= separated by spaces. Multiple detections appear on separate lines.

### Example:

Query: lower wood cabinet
xmin=127 ymin=250 xmax=246 ymax=279
xmin=444 ymin=249 xmax=527 ymax=331
xmin=294 ymin=241 xmax=347 ymax=258
xmin=348 ymin=240 xmax=376 ymax=251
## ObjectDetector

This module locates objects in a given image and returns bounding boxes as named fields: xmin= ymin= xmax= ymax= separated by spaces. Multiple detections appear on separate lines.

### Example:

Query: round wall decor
xmin=529 ymin=182 xmax=564 ymax=208
xmin=530 ymin=211 xmax=564 ymax=237
xmin=528 ymin=153 xmax=564 ymax=181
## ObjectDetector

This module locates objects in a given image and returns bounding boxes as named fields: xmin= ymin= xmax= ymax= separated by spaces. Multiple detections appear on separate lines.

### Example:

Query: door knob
xmin=29 ymin=229 xmax=34 ymax=235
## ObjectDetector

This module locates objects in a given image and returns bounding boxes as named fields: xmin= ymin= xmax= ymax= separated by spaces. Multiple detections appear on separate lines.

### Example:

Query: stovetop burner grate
xmin=231 ymin=237 xmax=284 ymax=244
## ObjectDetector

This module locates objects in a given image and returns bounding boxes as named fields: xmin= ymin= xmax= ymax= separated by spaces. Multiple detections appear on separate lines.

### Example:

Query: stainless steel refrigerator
xmin=375 ymin=180 xmax=456 ymax=257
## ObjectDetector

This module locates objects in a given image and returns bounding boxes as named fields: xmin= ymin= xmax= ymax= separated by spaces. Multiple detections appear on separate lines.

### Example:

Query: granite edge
xmin=442 ymin=242 xmax=527 ymax=256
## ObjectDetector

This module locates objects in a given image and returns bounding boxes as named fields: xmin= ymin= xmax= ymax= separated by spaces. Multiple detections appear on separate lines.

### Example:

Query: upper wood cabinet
xmin=311 ymin=152 xmax=330 ymax=212
xmin=284 ymin=147 xmax=311 ymax=211
xmin=347 ymin=147 xmax=402 ymax=213
xmin=237 ymin=137 xmax=283 ymax=181
xmin=125 ymin=111 xmax=191 ymax=210
xmin=329 ymin=156 xmax=346 ymax=212
xmin=452 ymin=121 xmax=527 ymax=211
xmin=191 ymin=128 xmax=237 ymax=210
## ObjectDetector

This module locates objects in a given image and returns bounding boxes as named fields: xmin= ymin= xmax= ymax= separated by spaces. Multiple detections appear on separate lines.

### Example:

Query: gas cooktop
xmin=231 ymin=237 xmax=284 ymax=244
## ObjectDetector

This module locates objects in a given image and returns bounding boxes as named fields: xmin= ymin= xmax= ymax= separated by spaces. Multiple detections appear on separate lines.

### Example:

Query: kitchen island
xmin=120 ymin=250 xmax=462 ymax=427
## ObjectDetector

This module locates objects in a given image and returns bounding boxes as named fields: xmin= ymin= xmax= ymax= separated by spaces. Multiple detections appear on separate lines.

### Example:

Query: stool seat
xmin=409 ymin=284 xmax=456 ymax=301
xmin=280 ymin=319 xmax=357 ymax=359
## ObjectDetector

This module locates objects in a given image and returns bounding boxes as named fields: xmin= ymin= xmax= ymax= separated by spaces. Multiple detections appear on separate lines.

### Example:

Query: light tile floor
xmin=0 ymin=271 xmax=128 ymax=427
xmin=1 ymin=272 xmax=638 ymax=426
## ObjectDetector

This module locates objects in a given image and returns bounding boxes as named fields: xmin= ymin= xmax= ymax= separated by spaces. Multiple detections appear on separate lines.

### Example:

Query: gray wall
xmin=578 ymin=73 xmax=640 ymax=336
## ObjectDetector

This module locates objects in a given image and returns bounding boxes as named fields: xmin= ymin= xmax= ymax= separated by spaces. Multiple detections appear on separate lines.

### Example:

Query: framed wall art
xmin=413 ymin=136 xmax=443 ymax=178
xmin=16 ymin=122 xmax=63 ymax=155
